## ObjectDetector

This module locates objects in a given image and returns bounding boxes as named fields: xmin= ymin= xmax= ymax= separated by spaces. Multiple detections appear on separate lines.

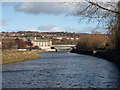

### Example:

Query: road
xmin=2 ymin=51 xmax=120 ymax=88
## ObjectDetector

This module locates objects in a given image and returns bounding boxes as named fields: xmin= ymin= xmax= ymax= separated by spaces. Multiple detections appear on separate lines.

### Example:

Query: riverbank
xmin=2 ymin=49 xmax=46 ymax=65
xmin=93 ymin=50 xmax=120 ymax=68
xmin=71 ymin=49 xmax=120 ymax=67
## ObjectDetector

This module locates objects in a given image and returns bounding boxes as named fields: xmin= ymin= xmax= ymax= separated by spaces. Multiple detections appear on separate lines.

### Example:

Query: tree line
xmin=2 ymin=38 xmax=33 ymax=50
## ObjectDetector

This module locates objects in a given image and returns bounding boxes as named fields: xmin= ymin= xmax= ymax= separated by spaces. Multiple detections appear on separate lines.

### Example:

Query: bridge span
xmin=51 ymin=45 xmax=76 ymax=50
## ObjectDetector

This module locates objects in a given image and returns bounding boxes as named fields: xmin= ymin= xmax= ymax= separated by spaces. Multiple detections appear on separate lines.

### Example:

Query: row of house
xmin=52 ymin=37 xmax=79 ymax=40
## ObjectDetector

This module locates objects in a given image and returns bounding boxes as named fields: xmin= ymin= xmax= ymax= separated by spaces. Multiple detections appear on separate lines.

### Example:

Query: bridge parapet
xmin=51 ymin=45 xmax=76 ymax=50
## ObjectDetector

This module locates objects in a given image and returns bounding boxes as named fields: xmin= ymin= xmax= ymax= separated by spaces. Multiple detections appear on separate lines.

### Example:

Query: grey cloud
xmin=21 ymin=28 xmax=39 ymax=32
xmin=37 ymin=25 xmax=63 ymax=32
xmin=5 ymin=2 xmax=115 ymax=16
xmin=14 ymin=2 xmax=77 ymax=15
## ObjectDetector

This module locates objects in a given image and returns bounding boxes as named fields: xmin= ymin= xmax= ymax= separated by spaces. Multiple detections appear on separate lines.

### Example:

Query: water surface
xmin=2 ymin=51 xmax=120 ymax=88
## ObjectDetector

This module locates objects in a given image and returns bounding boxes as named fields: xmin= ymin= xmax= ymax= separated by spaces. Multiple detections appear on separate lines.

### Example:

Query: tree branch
xmin=86 ymin=0 xmax=120 ymax=14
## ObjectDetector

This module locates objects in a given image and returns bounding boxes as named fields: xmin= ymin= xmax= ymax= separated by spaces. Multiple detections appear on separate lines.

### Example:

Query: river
xmin=2 ymin=51 xmax=120 ymax=88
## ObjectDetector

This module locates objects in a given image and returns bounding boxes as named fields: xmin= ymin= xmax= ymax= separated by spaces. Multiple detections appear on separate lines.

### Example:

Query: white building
xmin=31 ymin=37 xmax=52 ymax=49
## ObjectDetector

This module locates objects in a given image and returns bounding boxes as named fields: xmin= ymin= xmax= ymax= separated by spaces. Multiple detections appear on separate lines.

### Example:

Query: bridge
xmin=51 ymin=45 xmax=76 ymax=51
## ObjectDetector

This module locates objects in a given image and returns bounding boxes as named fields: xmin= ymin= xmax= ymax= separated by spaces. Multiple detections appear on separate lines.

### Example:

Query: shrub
xmin=76 ymin=34 xmax=107 ymax=51
xmin=32 ymin=46 xmax=39 ymax=49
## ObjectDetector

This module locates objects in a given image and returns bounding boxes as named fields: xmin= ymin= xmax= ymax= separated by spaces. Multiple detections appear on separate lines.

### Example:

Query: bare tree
xmin=75 ymin=0 xmax=120 ymax=51
xmin=14 ymin=38 xmax=27 ymax=49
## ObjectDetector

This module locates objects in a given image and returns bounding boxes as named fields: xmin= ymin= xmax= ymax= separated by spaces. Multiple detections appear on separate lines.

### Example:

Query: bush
xmin=76 ymin=34 xmax=107 ymax=51
xmin=32 ymin=46 xmax=39 ymax=49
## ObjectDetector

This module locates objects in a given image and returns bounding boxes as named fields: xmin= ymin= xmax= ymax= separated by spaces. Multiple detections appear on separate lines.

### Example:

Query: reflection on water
xmin=2 ymin=51 xmax=120 ymax=88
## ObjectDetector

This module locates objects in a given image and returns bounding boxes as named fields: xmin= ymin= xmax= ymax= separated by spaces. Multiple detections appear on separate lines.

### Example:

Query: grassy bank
xmin=2 ymin=49 xmax=46 ymax=65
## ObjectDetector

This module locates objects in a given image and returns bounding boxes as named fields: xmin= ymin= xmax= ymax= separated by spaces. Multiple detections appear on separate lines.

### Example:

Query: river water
xmin=2 ymin=51 xmax=120 ymax=88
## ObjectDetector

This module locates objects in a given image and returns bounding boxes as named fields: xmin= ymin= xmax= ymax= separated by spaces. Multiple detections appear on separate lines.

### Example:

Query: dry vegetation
xmin=76 ymin=34 xmax=108 ymax=51
xmin=2 ymin=50 xmax=45 ymax=65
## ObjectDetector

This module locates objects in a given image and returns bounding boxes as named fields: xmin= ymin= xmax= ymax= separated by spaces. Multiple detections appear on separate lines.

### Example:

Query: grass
xmin=2 ymin=49 xmax=46 ymax=65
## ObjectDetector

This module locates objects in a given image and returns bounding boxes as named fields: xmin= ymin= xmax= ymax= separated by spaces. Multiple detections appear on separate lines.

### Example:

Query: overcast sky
xmin=1 ymin=2 xmax=107 ymax=33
